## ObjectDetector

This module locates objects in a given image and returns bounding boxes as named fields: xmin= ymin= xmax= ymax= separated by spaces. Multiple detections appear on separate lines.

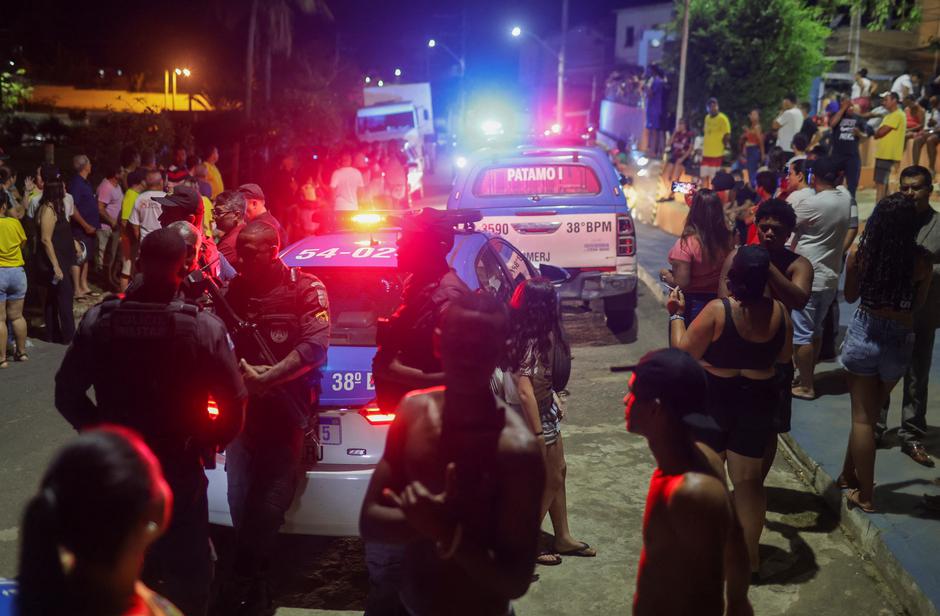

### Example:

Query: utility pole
xmin=556 ymin=0 xmax=569 ymax=128
xmin=675 ymin=0 xmax=690 ymax=129
xmin=849 ymin=5 xmax=861 ymax=75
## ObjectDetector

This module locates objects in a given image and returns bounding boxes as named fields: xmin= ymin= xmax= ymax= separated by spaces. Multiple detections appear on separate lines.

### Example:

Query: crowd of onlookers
xmin=656 ymin=150 xmax=938 ymax=578
xmin=0 ymin=137 xmax=420 ymax=363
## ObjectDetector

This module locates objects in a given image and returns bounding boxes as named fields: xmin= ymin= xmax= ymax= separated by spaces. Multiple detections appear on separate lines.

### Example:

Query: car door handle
xmin=511 ymin=222 xmax=562 ymax=234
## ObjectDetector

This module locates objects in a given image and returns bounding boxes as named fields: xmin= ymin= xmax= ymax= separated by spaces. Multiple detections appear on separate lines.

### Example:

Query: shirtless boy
xmin=360 ymin=293 xmax=544 ymax=616
xmin=623 ymin=348 xmax=753 ymax=616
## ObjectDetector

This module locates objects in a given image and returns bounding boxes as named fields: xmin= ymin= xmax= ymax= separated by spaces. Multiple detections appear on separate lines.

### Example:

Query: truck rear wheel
xmin=604 ymin=291 xmax=637 ymax=332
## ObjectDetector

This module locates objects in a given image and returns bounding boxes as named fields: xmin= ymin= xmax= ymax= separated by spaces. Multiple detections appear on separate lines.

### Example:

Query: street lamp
xmin=365 ymin=76 xmax=371 ymax=84
xmin=427 ymin=37 xmax=467 ymax=135
xmin=377 ymin=79 xmax=384 ymax=87
xmin=510 ymin=1 xmax=568 ymax=129
xmin=165 ymin=67 xmax=192 ymax=111
xmin=394 ymin=68 xmax=402 ymax=77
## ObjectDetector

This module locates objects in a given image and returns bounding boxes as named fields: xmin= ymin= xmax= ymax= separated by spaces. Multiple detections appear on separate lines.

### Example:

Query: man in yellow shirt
xmin=701 ymin=97 xmax=731 ymax=189
xmin=874 ymin=92 xmax=906 ymax=201
xmin=204 ymin=146 xmax=224 ymax=198
xmin=118 ymin=170 xmax=145 ymax=291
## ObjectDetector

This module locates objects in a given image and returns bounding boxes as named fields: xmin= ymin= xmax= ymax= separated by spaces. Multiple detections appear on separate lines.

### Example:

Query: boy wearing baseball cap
xmin=621 ymin=348 xmax=752 ymax=616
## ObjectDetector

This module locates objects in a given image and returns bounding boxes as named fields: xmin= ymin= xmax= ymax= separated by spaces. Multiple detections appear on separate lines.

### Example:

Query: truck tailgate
xmin=477 ymin=208 xmax=619 ymax=267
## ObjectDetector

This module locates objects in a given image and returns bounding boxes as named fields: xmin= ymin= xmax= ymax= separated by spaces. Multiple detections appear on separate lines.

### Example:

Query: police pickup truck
xmin=446 ymin=146 xmax=638 ymax=328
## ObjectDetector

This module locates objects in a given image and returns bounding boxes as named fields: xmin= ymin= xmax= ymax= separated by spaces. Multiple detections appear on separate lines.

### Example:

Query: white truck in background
xmin=356 ymin=82 xmax=436 ymax=198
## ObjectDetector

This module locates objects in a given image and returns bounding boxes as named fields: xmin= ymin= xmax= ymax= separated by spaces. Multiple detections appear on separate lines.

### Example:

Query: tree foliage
xmin=1 ymin=68 xmax=33 ymax=112
xmin=815 ymin=0 xmax=921 ymax=32
xmin=671 ymin=0 xmax=830 ymax=140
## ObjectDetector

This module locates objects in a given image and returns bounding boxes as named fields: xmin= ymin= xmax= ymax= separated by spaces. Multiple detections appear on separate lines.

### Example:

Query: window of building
xmin=624 ymin=26 xmax=634 ymax=48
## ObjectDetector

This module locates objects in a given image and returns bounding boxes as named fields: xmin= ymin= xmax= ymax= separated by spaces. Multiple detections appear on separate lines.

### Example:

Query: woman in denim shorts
xmin=504 ymin=278 xmax=595 ymax=565
xmin=0 ymin=190 xmax=28 ymax=368
xmin=839 ymin=194 xmax=933 ymax=512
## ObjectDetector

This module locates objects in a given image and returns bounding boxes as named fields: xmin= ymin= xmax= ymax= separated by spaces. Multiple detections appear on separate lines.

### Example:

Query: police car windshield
xmin=310 ymin=268 xmax=404 ymax=346
xmin=472 ymin=163 xmax=601 ymax=197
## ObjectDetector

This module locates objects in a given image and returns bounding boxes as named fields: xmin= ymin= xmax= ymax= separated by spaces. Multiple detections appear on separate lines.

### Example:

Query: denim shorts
xmin=840 ymin=309 xmax=915 ymax=382
xmin=792 ymin=288 xmax=837 ymax=345
xmin=0 ymin=266 xmax=27 ymax=301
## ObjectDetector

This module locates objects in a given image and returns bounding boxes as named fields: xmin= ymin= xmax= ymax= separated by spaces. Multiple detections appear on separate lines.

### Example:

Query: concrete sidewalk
xmin=633 ymin=220 xmax=940 ymax=616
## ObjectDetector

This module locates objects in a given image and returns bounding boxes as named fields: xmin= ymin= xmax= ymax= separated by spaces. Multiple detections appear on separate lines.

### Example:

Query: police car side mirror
xmin=539 ymin=264 xmax=571 ymax=285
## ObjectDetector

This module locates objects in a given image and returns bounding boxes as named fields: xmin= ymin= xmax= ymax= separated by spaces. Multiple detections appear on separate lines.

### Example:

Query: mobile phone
xmin=672 ymin=181 xmax=697 ymax=194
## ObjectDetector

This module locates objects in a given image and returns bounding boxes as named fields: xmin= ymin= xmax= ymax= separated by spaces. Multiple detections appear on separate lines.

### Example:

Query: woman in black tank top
xmin=666 ymin=245 xmax=793 ymax=578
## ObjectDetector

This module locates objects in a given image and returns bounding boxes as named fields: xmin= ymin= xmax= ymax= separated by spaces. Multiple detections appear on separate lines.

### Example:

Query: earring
xmin=146 ymin=521 xmax=159 ymax=534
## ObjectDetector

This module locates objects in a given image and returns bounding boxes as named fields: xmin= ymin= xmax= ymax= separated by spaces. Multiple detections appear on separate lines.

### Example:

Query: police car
xmin=447 ymin=146 xmax=638 ymax=328
xmin=206 ymin=212 xmax=562 ymax=536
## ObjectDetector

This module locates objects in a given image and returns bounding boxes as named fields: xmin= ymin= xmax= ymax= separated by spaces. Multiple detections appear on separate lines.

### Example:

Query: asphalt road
xmin=0 ymin=286 xmax=907 ymax=615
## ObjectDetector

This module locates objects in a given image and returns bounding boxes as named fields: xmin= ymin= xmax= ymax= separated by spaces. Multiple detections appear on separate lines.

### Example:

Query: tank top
xmin=42 ymin=204 xmax=76 ymax=272
xmin=702 ymin=298 xmax=786 ymax=369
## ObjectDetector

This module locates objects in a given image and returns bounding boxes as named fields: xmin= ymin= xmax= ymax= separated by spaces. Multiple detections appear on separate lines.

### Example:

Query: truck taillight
xmin=617 ymin=213 xmax=636 ymax=256
xmin=207 ymin=397 xmax=219 ymax=420
xmin=360 ymin=401 xmax=396 ymax=425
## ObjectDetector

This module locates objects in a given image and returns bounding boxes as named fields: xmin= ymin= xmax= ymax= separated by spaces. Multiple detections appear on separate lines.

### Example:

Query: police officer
xmin=54 ymin=228 xmax=247 ymax=616
xmin=222 ymin=220 xmax=330 ymax=615
xmin=366 ymin=208 xmax=470 ymax=616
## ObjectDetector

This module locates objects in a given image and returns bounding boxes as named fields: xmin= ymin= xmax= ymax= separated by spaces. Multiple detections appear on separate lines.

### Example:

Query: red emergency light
xmin=359 ymin=401 xmax=396 ymax=425
xmin=207 ymin=397 xmax=219 ymax=420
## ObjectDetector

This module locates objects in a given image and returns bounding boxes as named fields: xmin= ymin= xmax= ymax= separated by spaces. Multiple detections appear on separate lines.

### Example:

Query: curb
xmin=779 ymin=433 xmax=939 ymax=616
xmin=636 ymin=264 xmax=666 ymax=307
xmin=635 ymin=261 xmax=938 ymax=616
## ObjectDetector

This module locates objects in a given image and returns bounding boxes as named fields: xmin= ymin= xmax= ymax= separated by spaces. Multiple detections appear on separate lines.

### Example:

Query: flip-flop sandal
xmin=846 ymin=489 xmax=876 ymax=513
xmin=14 ymin=351 xmax=28 ymax=362
xmin=0 ymin=360 xmax=9 ymax=369
xmin=557 ymin=542 xmax=596 ymax=557
xmin=536 ymin=551 xmax=563 ymax=566
xmin=791 ymin=387 xmax=816 ymax=401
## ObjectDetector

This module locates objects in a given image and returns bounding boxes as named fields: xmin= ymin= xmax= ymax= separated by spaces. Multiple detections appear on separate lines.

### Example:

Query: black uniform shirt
xmin=55 ymin=297 xmax=246 ymax=469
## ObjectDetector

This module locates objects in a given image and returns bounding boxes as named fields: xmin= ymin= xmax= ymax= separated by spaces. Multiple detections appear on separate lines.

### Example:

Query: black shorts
xmin=772 ymin=363 xmax=794 ymax=434
xmin=706 ymin=373 xmax=779 ymax=458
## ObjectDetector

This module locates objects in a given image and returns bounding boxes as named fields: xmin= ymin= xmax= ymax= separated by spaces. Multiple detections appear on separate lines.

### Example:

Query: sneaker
xmin=901 ymin=441 xmax=935 ymax=467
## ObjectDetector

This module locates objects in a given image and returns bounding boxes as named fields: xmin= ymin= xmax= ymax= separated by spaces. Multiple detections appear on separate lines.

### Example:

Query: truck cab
xmin=446 ymin=146 xmax=638 ymax=328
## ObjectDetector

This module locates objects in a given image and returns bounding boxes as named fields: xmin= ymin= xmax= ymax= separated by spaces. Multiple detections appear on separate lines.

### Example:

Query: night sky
xmin=3 ymin=0 xmax=626 ymax=94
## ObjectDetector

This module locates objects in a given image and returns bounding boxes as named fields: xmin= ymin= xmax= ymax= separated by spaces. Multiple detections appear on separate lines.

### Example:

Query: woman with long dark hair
xmin=504 ymin=277 xmax=595 ymax=565
xmin=660 ymin=189 xmax=734 ymax=326
xmin=668 ymin=245 xmax=793 ymax=579
xmin=14 ymin=426 xmax=179 ymax=615
xmin=839 ymin=194 xmax=932 ymax=512
xmin=37 ymin=177 xmax=78 ymax=343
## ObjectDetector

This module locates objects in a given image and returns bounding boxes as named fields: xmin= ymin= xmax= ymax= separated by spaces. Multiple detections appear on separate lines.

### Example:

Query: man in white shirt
xmin=773 ymin=93 xmax=804 ymax=157
xmin=891 ymin=71 xmax=922 ymax=99
xmin=128 ymin=169 xmax=166 ymax=242
xmin=789 ymin=158 xmax=851 ymax=400
xmin=330 ymin=152 xmax=365 ymax=211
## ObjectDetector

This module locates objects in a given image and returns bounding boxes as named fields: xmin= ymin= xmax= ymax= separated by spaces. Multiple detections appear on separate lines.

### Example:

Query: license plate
xmin=319 ymin=416 xmax=342 ymax=445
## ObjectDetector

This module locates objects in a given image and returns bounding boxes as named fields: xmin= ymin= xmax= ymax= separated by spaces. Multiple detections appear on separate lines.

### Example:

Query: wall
xmin=614 ymin=2 xmax=675 ymax=66
xmin=29 ymin=85 xmax=213 ymax=113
